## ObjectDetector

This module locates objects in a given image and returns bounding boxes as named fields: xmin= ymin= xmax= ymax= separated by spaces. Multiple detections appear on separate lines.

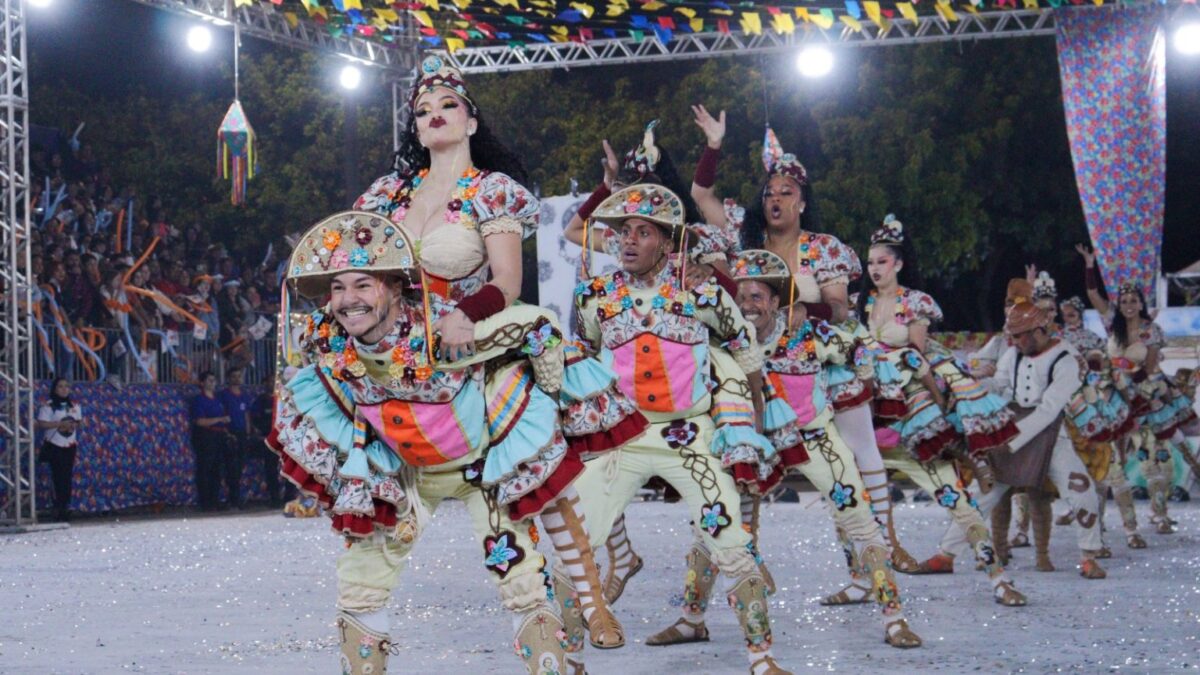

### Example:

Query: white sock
xmin=348 ymin=608 xmax=389 ymax=634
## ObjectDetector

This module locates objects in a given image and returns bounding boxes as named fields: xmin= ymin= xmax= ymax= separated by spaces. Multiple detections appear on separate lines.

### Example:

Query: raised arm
xmin=690 ymin=104 xmax=727 ymax=227
xmin=1075 ymin=243 xmax=1109 ymax=315
xmin=564 ymin=139 xmax=620 ymax=253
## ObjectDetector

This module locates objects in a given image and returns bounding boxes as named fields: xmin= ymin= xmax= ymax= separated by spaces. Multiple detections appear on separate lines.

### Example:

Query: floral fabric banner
xmin=1056 ymin=5 xmax=1166 ymax=301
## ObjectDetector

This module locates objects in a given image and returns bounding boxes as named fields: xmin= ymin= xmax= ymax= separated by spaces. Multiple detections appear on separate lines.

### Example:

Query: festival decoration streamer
xmin=218 ymin=8 xmax=257 ymax=205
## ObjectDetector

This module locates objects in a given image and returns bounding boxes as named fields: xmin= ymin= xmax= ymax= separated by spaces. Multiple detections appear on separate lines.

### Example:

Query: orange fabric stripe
xmin=635 ymin=334 xmax=674 ymax=412
xmin=379 ymin=399 xmax=446 ymax=467
xmin=768 ymin=371 xmax=790 ymax=405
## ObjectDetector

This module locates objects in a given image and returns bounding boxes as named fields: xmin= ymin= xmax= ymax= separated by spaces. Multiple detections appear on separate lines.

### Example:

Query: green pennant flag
xmin=506 ymin=14 xmax=527 ymax=24
xmin=630 ymin=28 xmax=644 ymax=42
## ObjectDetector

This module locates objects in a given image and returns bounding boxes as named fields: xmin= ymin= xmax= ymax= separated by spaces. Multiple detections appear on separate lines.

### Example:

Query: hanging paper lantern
xmin=217 ymin=99 xmax=257 ymax=206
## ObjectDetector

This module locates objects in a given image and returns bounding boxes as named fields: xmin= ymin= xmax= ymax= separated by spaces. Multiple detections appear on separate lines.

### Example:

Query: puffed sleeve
xmin=471 ymin=171 xmax=540 ymax=239
xmin=354 ymin=172 xmax=403 ymax=213
xmin=573 ymin=278 xmax=603 ymax=355
xmin=1145 ymin=323 xmax=1165 ymax=349
xmin=723 ymin=198 xmax=746 ymax=232
xmin=903 ymin=289 xmax=944 ymax=326
xmin=688 ymin=219 xmax=738 ymax=266
xmin=814 ymin=234 xmax=861 ymax=287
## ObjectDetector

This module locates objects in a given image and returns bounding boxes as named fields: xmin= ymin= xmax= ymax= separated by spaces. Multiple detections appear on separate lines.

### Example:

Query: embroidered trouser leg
xmin=336 ymin=466 xmax=550 ymax=615
xmin=882 ymin=448 xmax=1008 ymax=580
xmin=1099 ymin=446 xmax=1139 ymax=536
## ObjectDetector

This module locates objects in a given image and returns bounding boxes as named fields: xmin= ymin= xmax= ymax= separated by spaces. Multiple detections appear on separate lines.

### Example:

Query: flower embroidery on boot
xmin=483 ymin=531 xmax=526 ymax=578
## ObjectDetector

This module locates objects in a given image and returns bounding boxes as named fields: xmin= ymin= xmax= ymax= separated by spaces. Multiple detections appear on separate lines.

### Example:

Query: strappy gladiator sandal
xmin=884 ymin=618 xmax=923 ymax=649
xmin=993 ymin=581 xmax=1028 ymax=607
xmin=1096 ymin=546 xmax=1112 ymax=559
xmin=602 ymin=548 xmax=643 ymax=606
xmin=749 ymin=654 xmax=793 ymax=674
xmin=554 ymin=502 xmax=626 ymax=649
xmin=1080 ymin=558 xmax=1107 ymax=579
xmin=645 ymin=618 xmax=710 ymax=646
xmin=819 ymin=582 xmax=871 ymax=606
xmin=1127 ymin=533 xmax=1148 ymax=549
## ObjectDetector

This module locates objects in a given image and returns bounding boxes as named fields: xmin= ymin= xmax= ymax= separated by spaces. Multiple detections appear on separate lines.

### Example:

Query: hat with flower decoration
xmin=1006 ymin=278 xmax=1034 ymax=306
xmin=870 ymin=213 xmax=905 ymax=247
xmin=409 ymin=51 xmax=474 ymax=113
xmin=1115 ymin=281 xmax=1142 ymax=298
xmin=732 ymin=249 xmax=800 ymax=302
xmin=761 ymin=126 xmax=808 ymax=187
xmin=591 ymin=184 xmax=696 ymax=249
xmin=287 ymin=211 xmax=419 ymax=299
xmin=1033 ymin=271 xmax=1057 ymax=301
xmin=623 ymin=119 xmax=662 ymax=180
xmin=1004 ymin=301 xmax=1051 ymax=336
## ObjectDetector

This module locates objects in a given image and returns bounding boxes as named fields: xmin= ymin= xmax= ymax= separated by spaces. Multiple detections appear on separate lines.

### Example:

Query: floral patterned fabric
xmin=0 ymin=382 xmax=272 ymax=514
xmin=724 ymin=199 xmax=862 ymax=288
xmin=1056 ymin=5 xmax=1167 ymax=299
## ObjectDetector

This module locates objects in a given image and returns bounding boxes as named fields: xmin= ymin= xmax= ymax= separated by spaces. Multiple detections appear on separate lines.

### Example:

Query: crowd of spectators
xmin=22 ymin=126 xmax=282 ymax=382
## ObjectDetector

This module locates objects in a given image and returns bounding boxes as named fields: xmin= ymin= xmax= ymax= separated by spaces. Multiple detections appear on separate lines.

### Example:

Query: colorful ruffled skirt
xmin=708 ymin=348 xmax=780 ymax=494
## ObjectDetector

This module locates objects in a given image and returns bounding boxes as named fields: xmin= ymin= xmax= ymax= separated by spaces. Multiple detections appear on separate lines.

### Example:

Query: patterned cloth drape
xmin=0 ymin=382 xmax=271 ymax=514
xmin=1056 ymin=5 xmax=1167 ymax=301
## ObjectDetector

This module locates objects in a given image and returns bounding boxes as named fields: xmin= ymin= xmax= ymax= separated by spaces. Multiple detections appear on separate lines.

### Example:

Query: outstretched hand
xmin=600 ymin=139 xmax=620 ymax=189
xmin=1024 ymin=264 xmax=1038 ymax=285
xmin=1074 ymin=243 xmax=1096 ymax=266
xmin=691 ymin=104 xmax=726 ymax=149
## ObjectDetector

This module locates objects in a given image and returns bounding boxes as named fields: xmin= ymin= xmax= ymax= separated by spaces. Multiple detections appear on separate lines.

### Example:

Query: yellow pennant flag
xmin=771 ymin=13 xmax=795 ymax=34
xmin=839 ymin=15 xmax=863 ymax=32
xmin=897 ymin=2 xmax=918 ymax=22
xmin=343 ymin=0 xmax=363 ymax=9
xmin=234 ymin=0 xmax=254 ymax=7
xmin=675 ymin=7 xmax=696 ymax=18
xmin=446 ymin=38 xmax=465 ymax=53
xmin=962 ymin=3 xmax=979 ymax=14
xmin=1022 ymin=0 xmax=1039 ymax=8
xmin=494 ymin=0 xmax=520 ymax=7
xmin=283 ymin=11 xmax=300 ymax=28
xmin=374 ymin=8 xmax=399 ymax=21
xmin=453 ymin=19 xmax=470 ymax=28
xmin=864 ymin=1 xmax=881 ymax=22
xmin=411 ymin=9 xmax=433 ymax=27
xmin=935 ymin=1 xmax=958 ymax=21
xmin=741 ymin=11 xmax=762 ymax=34
xmin=606 ymin=4 xmax=627 ymax=16
xmin=641 ymin=1 xmax=665 ymax=9
xmin=690 ymin=17 xmax=704 ymax=31
xmin=812 ymin=9 xmax=835 ymax=29
xmin=420 ymin=0 xmax=440 ymax=11
xmin=1093 ymin=0 xmax=1103 ymax=5
xmin=550 ymin=24 xmax=568 ymax=35
xmin=570 ymin=2 xmax=595 ymax=18
xmin=794 ymin=7 xmax=810 ymax=22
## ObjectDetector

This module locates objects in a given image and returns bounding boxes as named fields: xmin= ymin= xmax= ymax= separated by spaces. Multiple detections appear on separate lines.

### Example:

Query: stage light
xmin=1175 ymin=23 xmax=1200 ymax=56
xmin=339 ymin=65 xmax=363 ymax=90
xmin=27 ymin=0 xmax=52 ymax=7
xmin=796 ymin=46 xmax=834 ymax=78
xmin=186 ymin=25 xmax=213 ymax=53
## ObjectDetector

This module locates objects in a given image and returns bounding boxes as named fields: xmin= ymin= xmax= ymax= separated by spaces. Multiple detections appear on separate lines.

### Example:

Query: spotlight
xmin=795 ymin=46 xmax=834 ymax=78
xmin=27 ymin=0 xmax=53 ymax=7
xmin=1175 ymin=23 xmax=1200 ymax=56
xmin=339 ymin=65 xmax=363 ymax=90
xmin=186 ymin=25 xmax=213 ymax=53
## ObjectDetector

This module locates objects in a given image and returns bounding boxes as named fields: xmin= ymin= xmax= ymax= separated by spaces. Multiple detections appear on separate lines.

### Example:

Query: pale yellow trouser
xmin=796 ymin=420 xmax=890 ymax=557
xmin=574 ymin=416 xmax=756 ymax=576
xmin=337 ymin=461 xmax=549 ymax=615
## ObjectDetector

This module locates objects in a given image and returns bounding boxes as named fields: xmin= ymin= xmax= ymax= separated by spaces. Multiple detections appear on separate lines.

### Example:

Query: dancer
xmin=571 ymin=183 xmax=790 ymax=675
xmin=1079 ymin=245 xmax=1197 ymax=535
xmin=270 ymin=53 xmax=639 ymax=675
xmin=687 ymin=107 xmax=920 ymax=572
xmin=856 ymin=216 xmax=1026 ymax=605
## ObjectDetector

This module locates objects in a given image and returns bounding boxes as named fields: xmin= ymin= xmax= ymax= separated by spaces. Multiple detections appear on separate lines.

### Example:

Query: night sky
xmin=25 ymin=0 xmax=1200 ymax=273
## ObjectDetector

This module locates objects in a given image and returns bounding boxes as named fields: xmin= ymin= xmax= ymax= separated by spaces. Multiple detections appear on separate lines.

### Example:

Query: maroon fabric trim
xmin=576 ymin=183 xmax=612 ymax=223
xmin=694 ymin=146 xmax=720 ymax=188
xmin=1085 ymin=265 xmax=1100 ymax=291
xmin=711 ymin=267 xmax=737 ymax=296
xmin=802 ymin=301 xmax=833 ymax=322
xmin=457 ymin=284 xmax=506 ymax=323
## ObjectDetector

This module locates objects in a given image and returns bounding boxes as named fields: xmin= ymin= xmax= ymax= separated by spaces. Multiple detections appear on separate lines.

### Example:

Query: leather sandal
xmin=911 ymin=552 xmax=955 ymax=575
xmin=602 ymin=552 xmax=643 ymax=606
xmin=884 ymin=618 xmax=923 ymax=649
xmin=890 ymin=545 xmax=923 ymax=574
xmin=645 ymin=618 xmax=710 ymax=646
xmin=993 ymin=581 xmax=1028 ymax=607
xmin=1009 ymin=532 xmax=1031 ymax=548
xmin=749 ymin=654 xmax=793 ymax=674
xmin=819 ymin=583 xmax=871 ymax=606
xmin=1127 ymin=533 xmax=1148 ymax=549
xmin=1080 ymin=559 xmax=1107 ymax=579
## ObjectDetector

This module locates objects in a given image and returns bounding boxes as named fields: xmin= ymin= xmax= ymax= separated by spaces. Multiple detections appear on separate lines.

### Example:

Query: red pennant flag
xmin=658 ymin=15 xmax=676 ymax=28
xmin=717 ymin=18 xmax=730 ymax=32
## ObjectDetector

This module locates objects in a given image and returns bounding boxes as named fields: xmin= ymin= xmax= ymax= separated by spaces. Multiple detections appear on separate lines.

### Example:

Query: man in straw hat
xmin=570 ymin=184 xmax=790 ymax=675
xmin=939 ymin=301 xmax=1108 ymax=580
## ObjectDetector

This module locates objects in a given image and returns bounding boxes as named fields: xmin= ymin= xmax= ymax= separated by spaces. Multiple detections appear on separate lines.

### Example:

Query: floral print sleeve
xmin=1144 ymin=322 xmax=1165 ymax=349
xmin=471 ymin=171 xmax=540 ymax=239
xmin=353 ymin=172 xmax=403 ymax=212
xmin=814 ymin=234 xmax=862 ymax=288
xmin=901 ymin=288 xmax=944 ymax=327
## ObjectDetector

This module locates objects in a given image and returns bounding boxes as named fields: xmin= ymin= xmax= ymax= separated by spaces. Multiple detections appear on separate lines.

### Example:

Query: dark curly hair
xmin=853 ymin=237 xmax=926 ymax=324
xmin=739 ymin=177 xmax=821 ymax=251
xmin=1111 ymin=290 xmax=1152 ymax=349
xmin=391 ymin=105 xmax=528 ymax=185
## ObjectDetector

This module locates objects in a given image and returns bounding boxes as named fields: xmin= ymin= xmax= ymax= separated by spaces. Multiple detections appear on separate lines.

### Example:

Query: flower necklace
xmin=386 ymin=165 xmax=483 ymax=232
xmin=796 ymin=231 xmax=819 ymax=271
xmin=307 ymin=310 xmax=366 ymax=381
xmin=389 ymin=330 xmax=434 ymax=382
xmin=775 ymin=320 xmax=817 ymax=362
xmin=866 ymin=287 xmax=907 ymax=325
xmin=589 ymin=269 xmax=696 ymax=320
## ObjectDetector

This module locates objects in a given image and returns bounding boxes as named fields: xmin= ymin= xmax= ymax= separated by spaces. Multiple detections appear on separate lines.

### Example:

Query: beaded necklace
xmin=385 ymin=165 xmax=483 ymax=233
xmin=588 ymin=268 xmax=697 ymax=320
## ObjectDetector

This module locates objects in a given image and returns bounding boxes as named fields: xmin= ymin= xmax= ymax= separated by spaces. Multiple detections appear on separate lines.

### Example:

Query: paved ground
xmin=2 ymin=495 xmax=1198 ymax=674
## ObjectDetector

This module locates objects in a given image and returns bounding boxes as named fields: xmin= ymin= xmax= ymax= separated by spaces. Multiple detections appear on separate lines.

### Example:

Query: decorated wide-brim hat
xmin=1004 ymin=301 xmax=1050 ymax=335
xmin=591 ymin=183 xmax=695 ymax=248
xmin=732 ymin=249 xmax=800 ymax=303
xmin=287 ymin=211 xmax=419 ymax=299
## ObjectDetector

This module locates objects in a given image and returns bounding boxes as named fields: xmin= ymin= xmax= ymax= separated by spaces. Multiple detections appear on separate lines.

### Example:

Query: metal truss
xmin=449 ymin=8 xmax=1059 ymax=74
xmin=0 ymin=0 xmax=34 ymax=526
xmin=127 ymin=0 xmax=422 ymax=73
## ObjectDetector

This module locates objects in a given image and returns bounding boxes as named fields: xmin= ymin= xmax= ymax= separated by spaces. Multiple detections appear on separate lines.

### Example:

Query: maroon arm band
xmin=711 ymin=267 xmax=737 ymax=296
xmin=694 ymin=146 xmax=720 ymax=189
xmin=1085 ymin=265 xmax=1100 ymax=291
xmin=576 ymin=183 xmax=612 ymax=223
xmin=457 ymin=284 xmax=506 ymax=323
xmin=802 ymin=302 xmax=833 ymax=322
